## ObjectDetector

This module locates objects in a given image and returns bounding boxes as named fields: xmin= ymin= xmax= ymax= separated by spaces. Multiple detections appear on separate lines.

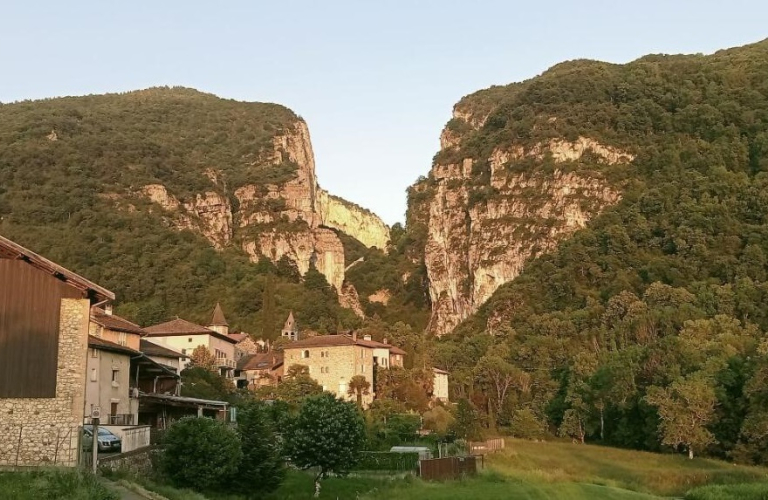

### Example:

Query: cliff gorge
xmin=413 ymin=108 xmax=631 ymax=335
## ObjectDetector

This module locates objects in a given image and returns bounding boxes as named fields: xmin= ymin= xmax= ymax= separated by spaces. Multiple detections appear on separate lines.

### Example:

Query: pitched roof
xmin=283 ymin=333 xmax=408 ymax=355
xmin=91 ymin=308 xmax=146 ymax=335
xmin=209 ymin=303 xmax=228 ymax=326
xmin=283 ymin=334 xmax=357 ymax=349
xmin=140 ymin=339 xmax=187 ymax=359
xmin=144 ymin=318 xmax=238 ymax=344
xmin=433 ymin=367 xmax=449 ymax=375
xmin=228 ymin=333 xmax=248 ymax=343
xmin=0 ymin=234 xmax=114 ymax=302
xmin=283 ymin=311 xmax=296 ymax=331
xmin=88 ymin=335 xmax=139 ymax=356
xmin=237 ymin=352 xmax=284 ymax=371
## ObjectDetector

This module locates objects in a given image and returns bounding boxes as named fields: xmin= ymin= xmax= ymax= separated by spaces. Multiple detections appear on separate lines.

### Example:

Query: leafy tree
xmin=189 ymin=345 xmax=217 ymax=371
xmin=230 ymin=401 xmax=285 ymax=498
xmin=285 ymin=393 xmax=365 ymax=496
xmin=510 ymin=408 xmax=546 ymax=440
xmin=161 ymin=417 xmax=242 ymax=492
xmin=645 ymin=374 xmax=718 ymax=459
xmin=180 ymin=366 xmax=233 ymax=401
xmin=269 ymin=364 xmax=323 ymax=407
xmin=422 ymin=405 xmax=456 ymax=438
xmin=452 ymin=398 xmax=482 ymax=440
xmin=347 ymin=375 xmax=371 ymax=407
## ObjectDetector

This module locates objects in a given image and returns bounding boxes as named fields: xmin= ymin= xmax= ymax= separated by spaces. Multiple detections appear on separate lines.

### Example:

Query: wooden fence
xmin=419 ymin=456 xmax=478 ymax=481
xmin=468 ymin=438 xmax=505 ymax=454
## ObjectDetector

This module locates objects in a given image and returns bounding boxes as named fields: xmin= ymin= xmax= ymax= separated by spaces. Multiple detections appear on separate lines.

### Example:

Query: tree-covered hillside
xmin=0 ymin=87 xmax=427 ymax=335
xmin=423 ymin=39 xmax=768 ymax=462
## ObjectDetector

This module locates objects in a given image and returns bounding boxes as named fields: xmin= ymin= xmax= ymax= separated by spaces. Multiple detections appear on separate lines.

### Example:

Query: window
xmin=91 ymin=348 xmax=98 ymax=358
xmin=112 ymin=369 xmax=119 ymax=382
xmin=181 ymin=348 xmax=187 ymax=355
xmin=188 ymin=338 xmax=193 ymax=343
xmin=118 ymin=332 xmax=127 ymax=346
xmin=302 ymin=350 xmax=310 ymax=359
xmin=90 ymin=368 xmax=97 ymax=382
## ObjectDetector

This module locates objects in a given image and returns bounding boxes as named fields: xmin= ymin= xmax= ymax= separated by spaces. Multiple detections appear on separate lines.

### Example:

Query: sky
xmin=1 ymin=1 xmax=767 ymax=225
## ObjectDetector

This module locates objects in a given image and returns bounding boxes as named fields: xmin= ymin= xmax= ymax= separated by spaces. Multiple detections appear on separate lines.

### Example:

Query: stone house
xmin=228 ymin=332 xmax=261 ymax=360
xmin=235 ymin=351 xmax=284 ymax=389
xmin=144 ymin=316 xmax=238 ymax=378
xmin=432 ymin=368 xmax=450 ymax=402
xmin=0 ymin=234 xmax=114 ymax=467
xmin=283 ymin=332 xmax=406 ymax=407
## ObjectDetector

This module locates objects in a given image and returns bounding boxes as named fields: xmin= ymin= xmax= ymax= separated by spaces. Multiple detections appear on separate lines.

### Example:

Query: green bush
xmin=353 ymin=451 xmax=420 ymax=471
xmin=509 ymin=409 xmax=547 ymax=439
xmin=160 ymin=417 xmax=242 ymax=492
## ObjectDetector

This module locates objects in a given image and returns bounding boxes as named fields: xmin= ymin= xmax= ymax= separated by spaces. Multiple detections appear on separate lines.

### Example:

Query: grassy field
xmin=488 ymin=439 xmax=768 ymax=497
xmin=8 ymin=440 xmax=768 ymax=499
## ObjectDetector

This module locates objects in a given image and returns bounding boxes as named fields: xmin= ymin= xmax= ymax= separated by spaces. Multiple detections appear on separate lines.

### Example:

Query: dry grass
xmin=487 ymin=439 xmax=768 ymax=497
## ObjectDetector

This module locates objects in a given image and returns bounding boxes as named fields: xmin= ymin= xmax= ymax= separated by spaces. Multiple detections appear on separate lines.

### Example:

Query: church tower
xmin=281 ymin=311 xmax=298 ymax=341
xmin=209 ymin=302 xmax=229 ymax=336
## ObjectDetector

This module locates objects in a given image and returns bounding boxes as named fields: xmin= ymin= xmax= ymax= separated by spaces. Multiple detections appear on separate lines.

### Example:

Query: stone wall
xmin=0 ymin=298 xmax=90 ymax=467
xmin=283 ymin=344 xmax=374 ymax=407
xmin=98 ymin=445 xmax=160 ymax=476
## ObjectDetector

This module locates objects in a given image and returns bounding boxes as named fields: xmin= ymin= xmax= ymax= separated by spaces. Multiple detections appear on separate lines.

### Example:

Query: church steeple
xmin=281 ymin=311 xmax=298 ymax=341
xmin=209 ymin=303 xmax=229 ymax=336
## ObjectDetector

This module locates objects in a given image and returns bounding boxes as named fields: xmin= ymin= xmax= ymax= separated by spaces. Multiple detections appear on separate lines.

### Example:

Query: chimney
xmin=104 ymin=304 xmax=113 ymax=316
xmin=383 ymin=338 xmax=388 ymax=345
xmin=352 ymin=331 xmax=357 ymax=342
xmin=364 ymin=334 xmax=372 ymax=341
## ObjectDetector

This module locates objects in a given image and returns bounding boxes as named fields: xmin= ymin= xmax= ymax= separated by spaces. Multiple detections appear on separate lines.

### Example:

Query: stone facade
xmin=0 ymin=298 xmax=90 ymax=467
xmin=284 ymin=344 xmax=375 ymax=407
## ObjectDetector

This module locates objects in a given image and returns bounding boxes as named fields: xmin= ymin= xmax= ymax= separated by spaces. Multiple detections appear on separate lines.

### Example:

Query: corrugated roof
xmin=0 ymin=234 xmax=114 ymax=302
xmin=140 ymin=339 xmax=187 ymax=359
xmin=91 ymin=308 xmax=146 ymax=335
xmin=144 ymin=318 xmax=238 ymax=344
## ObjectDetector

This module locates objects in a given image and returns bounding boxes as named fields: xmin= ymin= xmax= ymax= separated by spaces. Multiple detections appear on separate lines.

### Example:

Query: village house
xmin=0 ymin=234 xmax=114 ymax=467
xmin=282 ymin=332 xmax=406 ymax=407
xmin=143 ymin=306 xmax=238 ymax=378
xmin=140 ymin=339 xmax=187 ymax=373
xmin=86 ymin=335 xmax=138 ymax=426
xmin=228 ymin=332 xmax=261 ymax=360
xmin=432 ymin=367 xmax=450 ymax=402
xmin=235 ymin=351 xmax=284 ymax=390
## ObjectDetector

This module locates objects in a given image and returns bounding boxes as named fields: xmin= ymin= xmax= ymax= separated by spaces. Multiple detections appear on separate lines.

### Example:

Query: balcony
xmin=218 ymin=358 xmax=236 ymax=369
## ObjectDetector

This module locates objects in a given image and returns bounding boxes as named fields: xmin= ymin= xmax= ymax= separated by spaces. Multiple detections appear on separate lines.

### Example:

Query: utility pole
xmin=91 ymin=413 xmax=100 ymax=474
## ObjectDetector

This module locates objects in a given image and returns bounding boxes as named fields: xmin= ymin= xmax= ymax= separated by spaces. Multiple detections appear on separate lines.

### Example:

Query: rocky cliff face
xmin=140 ymin=119 xmax=389 ymax=313
xmin=415 ymin=106 xmax=632 ymax=335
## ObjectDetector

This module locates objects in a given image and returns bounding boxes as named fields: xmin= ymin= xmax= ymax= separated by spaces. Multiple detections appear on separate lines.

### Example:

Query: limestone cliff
xmin=139 ymin=118 xmax=388 ymax=315
xmin=414 ymin=104 xmax=631 ymax=336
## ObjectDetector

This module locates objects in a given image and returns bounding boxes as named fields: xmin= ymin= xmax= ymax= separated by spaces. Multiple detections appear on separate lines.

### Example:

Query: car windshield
xmin=97 ymin=428 xmax=114 ymax=436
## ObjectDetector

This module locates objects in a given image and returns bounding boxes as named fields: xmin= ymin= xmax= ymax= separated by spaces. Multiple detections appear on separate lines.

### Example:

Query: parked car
xmin=82 ymin=425 xmax=121 ymax=452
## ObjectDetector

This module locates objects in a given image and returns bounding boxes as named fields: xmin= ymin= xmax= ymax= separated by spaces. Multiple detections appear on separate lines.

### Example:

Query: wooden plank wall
xmin=419 ymin=456 xmax=477 ymax=481
xmin=0 ymin=259 xmax=81 ymax=397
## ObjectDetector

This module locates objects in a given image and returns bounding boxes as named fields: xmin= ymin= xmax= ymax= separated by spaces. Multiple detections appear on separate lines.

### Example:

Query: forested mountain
xmin=0 ymin=88 xmax=429 ymax=334
xmin=415 ymin=39 xmax=768 ymax=460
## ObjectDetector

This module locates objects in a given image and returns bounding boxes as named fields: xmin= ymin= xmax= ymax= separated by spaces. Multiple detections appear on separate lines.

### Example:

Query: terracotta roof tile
xmin=144 ymin=318 xmax=237 ymax=343
xmin=91 ymin=308 xmax=146 ymax=335
xmin=237 ymin=352 xmax=283 ymax=371
xmin=88 ymin=335 xmax=139 ymax=356
xmin=140 ymin=339 xmax=187 ymax=359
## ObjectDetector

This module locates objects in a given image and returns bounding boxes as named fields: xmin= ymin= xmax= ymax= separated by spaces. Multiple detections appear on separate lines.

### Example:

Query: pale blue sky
xmin=1 ymin=1 xmax=766 ymax=224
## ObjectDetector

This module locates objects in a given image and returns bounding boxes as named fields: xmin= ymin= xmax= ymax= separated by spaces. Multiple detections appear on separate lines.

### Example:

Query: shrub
xmin=352 ymin=451 xmax=420 ymax=471
xmin=509 ymin=409 xmax=547 ymax=439
xmin=230 ymin=401 xmax=285 ymax=498
xmin=161 ymin=417 xmax=242 ymax=492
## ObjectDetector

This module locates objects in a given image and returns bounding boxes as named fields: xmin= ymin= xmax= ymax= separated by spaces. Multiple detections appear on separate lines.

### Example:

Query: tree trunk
xmin=314 ymin=471 xmax=323 ymax=498
xmin=600 ymin=408 xmax=605 ymax=441
xmin=688 ymin=447 xmax=694 ymax=460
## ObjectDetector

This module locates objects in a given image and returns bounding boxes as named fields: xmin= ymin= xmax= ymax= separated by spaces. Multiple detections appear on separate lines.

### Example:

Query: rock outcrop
xmin=140 ymin=118 xmax=388 ymax=316
xmin=416 ymin=108 xmax=631 ymax=335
